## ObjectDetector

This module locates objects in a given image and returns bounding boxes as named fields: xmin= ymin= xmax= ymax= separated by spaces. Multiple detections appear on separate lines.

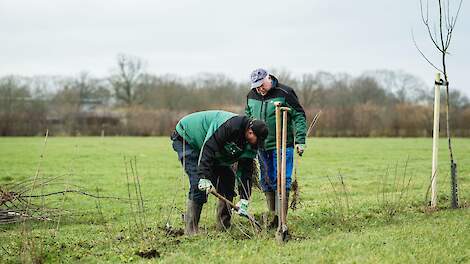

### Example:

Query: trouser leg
xmin=258 ymin=150 xmax=277 ymax=192
xmin=213 ymin=166 xmax=236 ymax=231
xmin=172 ymin=138 xmax=207 ymax=204
xmin=172 ymin=137 xmax=206 ymax=235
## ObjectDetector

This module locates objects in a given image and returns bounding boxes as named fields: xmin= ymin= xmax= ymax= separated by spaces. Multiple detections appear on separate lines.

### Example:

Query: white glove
xmin=198 ymin=179 xmax=213 ymax=194
xmin=236 ymin=199 xmax=249 ymax=216
xmin=295 ymin=144 xmax=305 ymax=156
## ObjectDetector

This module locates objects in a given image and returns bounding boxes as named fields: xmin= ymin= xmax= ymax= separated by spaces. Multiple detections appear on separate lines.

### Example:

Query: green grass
xmin=0 ymin=137 xmax=469 ymax=263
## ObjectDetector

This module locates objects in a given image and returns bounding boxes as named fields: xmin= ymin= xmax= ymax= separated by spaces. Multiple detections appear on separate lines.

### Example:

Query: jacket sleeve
xmin=237 ymin=158 xmax=253 ymax=200
xmin=197 ymin=118 xmax=238 ymax=179
xmin=286 ymin=89 xmax=307 ymax=145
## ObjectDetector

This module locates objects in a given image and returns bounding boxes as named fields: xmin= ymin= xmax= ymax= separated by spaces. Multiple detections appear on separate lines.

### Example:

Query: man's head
xmin=245 ymin=119 xmax=268 ymax=148
xmin=250 ymin=68 xmax=273 ymax=96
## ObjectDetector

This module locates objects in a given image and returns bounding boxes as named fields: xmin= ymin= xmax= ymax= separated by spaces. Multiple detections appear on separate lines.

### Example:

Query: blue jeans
xmin=258 ymin=148 xmax=294 ymax=192
xmin=172 ymin=138 xmax=236 ymax=204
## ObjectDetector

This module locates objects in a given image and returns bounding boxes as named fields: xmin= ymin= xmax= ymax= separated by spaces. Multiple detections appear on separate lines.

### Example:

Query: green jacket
xmin=176 ymin=110 xmax=236 ymax=152
xmin=175 ymin=111 xmax=257 ymax=191
xmin=245 ymin=75 xmax=307 ymax=151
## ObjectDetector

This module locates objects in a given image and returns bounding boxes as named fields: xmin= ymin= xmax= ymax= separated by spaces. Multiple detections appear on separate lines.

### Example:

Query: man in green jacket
xmin=171 ymin=110 xmax=268 ymax=235
xmin=245 ymin=68 xmax=307 ymax=227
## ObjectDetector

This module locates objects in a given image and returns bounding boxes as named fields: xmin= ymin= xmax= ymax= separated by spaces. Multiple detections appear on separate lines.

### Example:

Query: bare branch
xmin=426 ymin=21 xmax=444 ymax=52
xmin=447 ymin=0 xmax=452 ymax=28
xmin=439 ymin=0 xmax=447 ymax=53
xmin=445 ymin=0 xmax=464 ymax=49
xmin=21 ymin=190 xmax=131 ymax=201
xmin=452 ymin=0 xmax=464 ymax=28
xmin=444 ymin=0 xmax=451 ymax=29
xmin=445 ymin=26 xmax=452 ymax=49
xmin=432 ymin=23 xmax=440 ymax=47
xmin=412 ymin=30 xmax=444 ymax=73
xmin=419 ymin=0 xmax=430 ymax=25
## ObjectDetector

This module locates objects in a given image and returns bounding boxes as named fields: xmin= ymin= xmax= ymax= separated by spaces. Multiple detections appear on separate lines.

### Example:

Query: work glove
xmin=236 ymin=199 xmax=249 ymax=216
xmin=198 ymin=179 xmax=213 ymax=194
xmin=295 ymin=144 xmax=305 ymax=156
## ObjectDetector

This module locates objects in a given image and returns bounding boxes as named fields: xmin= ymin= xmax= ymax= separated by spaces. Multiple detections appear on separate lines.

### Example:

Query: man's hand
xmin=198 ymin=179 xmax=213 ymax=194
xmin=295 ymin=144 xmax=305 ymax=156
xmin=236 ymin=199 xmax=249 ymax=216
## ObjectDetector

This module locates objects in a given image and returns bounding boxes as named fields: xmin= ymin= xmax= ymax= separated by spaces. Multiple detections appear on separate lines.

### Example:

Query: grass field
xmin=1 ymin=137 xmax=470 ymax=263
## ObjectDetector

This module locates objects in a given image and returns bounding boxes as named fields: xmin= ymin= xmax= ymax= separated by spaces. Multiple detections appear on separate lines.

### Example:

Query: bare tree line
xmin=1 ymin=54 xmax=469 ymax=137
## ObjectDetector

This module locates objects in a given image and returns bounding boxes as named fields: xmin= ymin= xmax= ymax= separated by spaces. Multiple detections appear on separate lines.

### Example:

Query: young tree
xmin=414 ymin=0 xmax=464 ymax=208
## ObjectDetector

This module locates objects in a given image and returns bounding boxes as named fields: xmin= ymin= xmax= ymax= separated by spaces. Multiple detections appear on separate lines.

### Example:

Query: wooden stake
xmin=431 ymin=73 xmax=441 ymax=208
xmin=281 ymin=110 xmax=288 ymax=226
xmin=275 ymin=103 xmax=282 ymax=228
xmin=274 ymin=103 xmax=291 ymax=242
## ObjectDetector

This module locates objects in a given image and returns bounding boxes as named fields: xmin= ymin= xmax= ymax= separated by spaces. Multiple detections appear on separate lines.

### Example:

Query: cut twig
xmin=307 ymin=111 xmax=322 ymax=136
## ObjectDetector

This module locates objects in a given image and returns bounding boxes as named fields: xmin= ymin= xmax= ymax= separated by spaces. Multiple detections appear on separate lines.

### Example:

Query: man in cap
xmin=245 ymin=68 xmax=307 ymax=227
xmin=171 ymin=110 xmax=268 ymax=235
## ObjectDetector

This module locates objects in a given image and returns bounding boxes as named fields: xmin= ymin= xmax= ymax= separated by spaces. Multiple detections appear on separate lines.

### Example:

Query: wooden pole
xmin=431 ymin=73 xmax=441 ymax=208
xmin=281 ymin=110 xmax=288 ymax=226
xmin=210 ymin=189 xmax=238 ymax=210
xmin=209 ymin=189 xmax=261 ymax=230
xmin=275 ymin=103 xmax=282 ymax=228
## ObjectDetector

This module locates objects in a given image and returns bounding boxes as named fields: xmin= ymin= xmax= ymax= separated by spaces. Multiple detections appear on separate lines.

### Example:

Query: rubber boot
xmin=216 ymin=198 xmax=233 ymax=231
xmin=184 ymin=199 xmax=203 ymax=235
xmin=264 ymin=191 xmax=278 ymax=229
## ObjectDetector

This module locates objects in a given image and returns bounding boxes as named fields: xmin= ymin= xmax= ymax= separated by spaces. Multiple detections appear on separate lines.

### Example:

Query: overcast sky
xmin=1 ymin=0 xmax=469 ymax=94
